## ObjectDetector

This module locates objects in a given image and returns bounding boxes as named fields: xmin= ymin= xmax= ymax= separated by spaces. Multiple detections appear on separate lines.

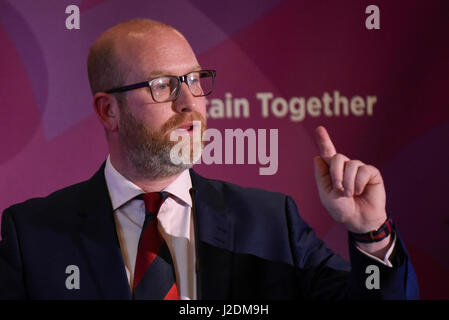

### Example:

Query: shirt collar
xmin=163 ymin=169 xmax=192 ymax=208
xmin=104 ymin=155 xmax=192 ymax=210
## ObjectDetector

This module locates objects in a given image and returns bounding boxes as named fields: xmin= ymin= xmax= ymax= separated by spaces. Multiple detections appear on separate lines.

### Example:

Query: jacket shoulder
xmin=2 ymin=179 xmax=90 ymax=222
xmin=3 ymin=163 xmax=107 ymax=222
xmin=190 ymin=169 xmax=293 ymax=212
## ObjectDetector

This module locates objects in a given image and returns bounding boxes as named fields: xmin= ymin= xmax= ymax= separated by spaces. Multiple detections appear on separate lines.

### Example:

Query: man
xmin=0 ymin=19 xmax=418 ymax=299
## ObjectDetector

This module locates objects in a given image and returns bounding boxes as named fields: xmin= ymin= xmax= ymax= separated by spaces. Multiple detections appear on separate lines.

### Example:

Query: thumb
xmin=314 ymin=156 xmax=332 ymax=194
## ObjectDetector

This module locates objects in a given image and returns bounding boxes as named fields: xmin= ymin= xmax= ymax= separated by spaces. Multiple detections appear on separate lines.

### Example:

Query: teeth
xmin=174 ymin=124 xmax=193 ymax=131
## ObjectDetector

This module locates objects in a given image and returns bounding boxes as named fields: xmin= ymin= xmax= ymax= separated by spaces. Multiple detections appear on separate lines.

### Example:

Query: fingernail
xmin=333 ymin=181 xmax=344 ymax=192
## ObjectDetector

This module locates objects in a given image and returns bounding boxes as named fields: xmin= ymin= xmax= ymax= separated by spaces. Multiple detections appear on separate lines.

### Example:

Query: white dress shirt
xmin=104 ymin=156 xmax=197 ymax=300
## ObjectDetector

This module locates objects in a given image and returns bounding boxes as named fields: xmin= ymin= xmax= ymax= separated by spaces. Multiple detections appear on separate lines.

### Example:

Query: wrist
xmin=345 ymin=212 xmax=387 ymax=234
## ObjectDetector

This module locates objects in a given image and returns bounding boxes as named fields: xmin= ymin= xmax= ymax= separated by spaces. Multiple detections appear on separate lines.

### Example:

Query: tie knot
xmin=142 ymin=192 xmax=164 ymax=216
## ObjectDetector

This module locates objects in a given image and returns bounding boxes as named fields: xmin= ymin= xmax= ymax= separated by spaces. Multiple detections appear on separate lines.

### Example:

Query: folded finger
xmin=343 ymin=160 xmax=364 ymax=197
xmin=329 ymin=153 xmax=350 ymax=191
xmin=354 ymin=165 xmax=381 ymax=195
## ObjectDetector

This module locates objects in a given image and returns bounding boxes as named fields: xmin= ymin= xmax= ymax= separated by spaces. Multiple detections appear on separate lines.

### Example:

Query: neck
xmin=109 ymin=154 xmax=182 ymax=193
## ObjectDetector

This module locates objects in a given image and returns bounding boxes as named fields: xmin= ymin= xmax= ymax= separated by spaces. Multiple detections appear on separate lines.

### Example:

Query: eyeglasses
xmin=105 ymin=69 xmax=216 ymax=103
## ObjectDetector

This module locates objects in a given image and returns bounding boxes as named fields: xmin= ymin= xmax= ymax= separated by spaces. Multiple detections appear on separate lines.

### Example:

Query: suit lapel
xmin=77 ymin=163 xmax=131 ymax=299
xmin=189 ymin=170 xmax=234 ymax=300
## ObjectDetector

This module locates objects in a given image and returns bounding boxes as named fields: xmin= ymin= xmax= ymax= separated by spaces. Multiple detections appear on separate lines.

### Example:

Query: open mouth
xmin=175 ymin=122 xmax=194 ymax=132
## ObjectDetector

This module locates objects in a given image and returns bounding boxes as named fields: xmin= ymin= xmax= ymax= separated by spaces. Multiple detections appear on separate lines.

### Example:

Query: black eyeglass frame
xmin=104 ymin=69 xmax=216 ymax=103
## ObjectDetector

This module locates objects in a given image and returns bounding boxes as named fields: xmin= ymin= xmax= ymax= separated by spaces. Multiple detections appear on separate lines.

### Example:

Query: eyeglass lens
xmin=150 ymin=71 xmax=214 ymax=102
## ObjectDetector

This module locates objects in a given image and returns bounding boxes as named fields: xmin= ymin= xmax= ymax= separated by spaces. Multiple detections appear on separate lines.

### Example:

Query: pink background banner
xmin=0 ymin=0 xmax=448 ymax=299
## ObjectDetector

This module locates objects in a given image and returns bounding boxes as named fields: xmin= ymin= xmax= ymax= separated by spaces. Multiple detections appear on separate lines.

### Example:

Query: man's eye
xmin=188 ymin=78 xmax=200 ymax=86
xmin=154 ymin=83 xmax=169 ymax=91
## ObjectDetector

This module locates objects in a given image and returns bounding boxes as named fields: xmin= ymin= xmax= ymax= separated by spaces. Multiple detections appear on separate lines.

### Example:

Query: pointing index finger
xmin=315 ymin=126 xmax=337 ymax=164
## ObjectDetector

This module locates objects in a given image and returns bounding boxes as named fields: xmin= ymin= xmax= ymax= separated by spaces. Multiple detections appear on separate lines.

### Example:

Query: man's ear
xmin=93 ymin=92 xmax=120 ymax=132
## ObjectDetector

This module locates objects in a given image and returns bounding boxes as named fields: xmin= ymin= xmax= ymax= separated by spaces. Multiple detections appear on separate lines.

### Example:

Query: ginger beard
xmin=118 ymin=104 xmax=206 ymax=179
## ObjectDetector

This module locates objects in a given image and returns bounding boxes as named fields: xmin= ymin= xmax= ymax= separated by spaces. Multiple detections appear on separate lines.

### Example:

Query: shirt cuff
xmin=355 ymin=233 xmax=397 ymax=267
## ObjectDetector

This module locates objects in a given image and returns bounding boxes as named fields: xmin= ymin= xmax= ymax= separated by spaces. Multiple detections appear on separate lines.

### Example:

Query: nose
xmin=172 ymin=82 xmax=197 ymax=114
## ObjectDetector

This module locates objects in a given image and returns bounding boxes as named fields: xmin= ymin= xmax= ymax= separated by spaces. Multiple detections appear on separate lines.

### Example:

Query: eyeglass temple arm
xmin=105 ymin=81 xmax=149 ymax=94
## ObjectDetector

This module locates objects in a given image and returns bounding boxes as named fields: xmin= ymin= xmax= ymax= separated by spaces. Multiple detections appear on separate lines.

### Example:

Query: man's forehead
xmin=147 ymin=65 xmax=202 ymax=78
xmin=133 ymin=50 xmax=200 ymax=79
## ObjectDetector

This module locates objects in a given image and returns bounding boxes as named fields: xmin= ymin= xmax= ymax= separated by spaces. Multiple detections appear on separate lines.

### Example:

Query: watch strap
xmin=348 ymin=216 xmax=394 ymax=243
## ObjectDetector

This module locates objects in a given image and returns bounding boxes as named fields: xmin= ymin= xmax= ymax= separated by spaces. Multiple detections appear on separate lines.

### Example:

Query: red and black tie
xmin=133 ymin=192 xmax=179 ymax=299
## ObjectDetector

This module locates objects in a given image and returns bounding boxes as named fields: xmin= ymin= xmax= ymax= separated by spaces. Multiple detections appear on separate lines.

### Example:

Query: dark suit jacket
xmin=0 ymin=164 xmax=419 ymax=299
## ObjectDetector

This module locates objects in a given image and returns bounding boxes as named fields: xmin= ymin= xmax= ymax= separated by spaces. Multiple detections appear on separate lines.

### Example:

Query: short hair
xmin=87 ymin=18 xmax=174 ymax=96
xmin=87 ymin=29 xmax=124 ymax=95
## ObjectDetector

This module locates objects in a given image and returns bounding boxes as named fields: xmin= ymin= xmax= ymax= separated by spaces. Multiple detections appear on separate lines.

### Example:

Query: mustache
xmin=161 ymin=111 xmax=206 ymax=134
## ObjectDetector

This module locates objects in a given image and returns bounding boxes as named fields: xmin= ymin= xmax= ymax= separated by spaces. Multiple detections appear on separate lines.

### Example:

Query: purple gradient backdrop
xmin=0 ymin=0 xmax=448 ymax=299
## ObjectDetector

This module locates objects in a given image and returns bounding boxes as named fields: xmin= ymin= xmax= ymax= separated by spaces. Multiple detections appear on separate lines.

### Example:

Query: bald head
xmin=87 ymin=19 xmax=186 ymax=95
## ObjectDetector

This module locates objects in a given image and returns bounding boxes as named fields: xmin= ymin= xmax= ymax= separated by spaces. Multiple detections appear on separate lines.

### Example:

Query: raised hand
xmin=313 ymin=126 xmax=387 ymax=234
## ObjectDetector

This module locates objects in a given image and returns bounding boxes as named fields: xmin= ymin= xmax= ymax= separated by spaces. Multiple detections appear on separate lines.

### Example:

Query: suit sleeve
xmin=284 ymin=196 xmax=419 ymax=300
xmin=0 ymin=208 xmax=27 ymax=299
xmin=347 ymin=229 xmax=420 ymax=299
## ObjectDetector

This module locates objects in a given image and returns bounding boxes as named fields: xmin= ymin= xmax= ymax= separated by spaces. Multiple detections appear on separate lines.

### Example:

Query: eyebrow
xmin=147 ymin=65 xmax=202 ymax=79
